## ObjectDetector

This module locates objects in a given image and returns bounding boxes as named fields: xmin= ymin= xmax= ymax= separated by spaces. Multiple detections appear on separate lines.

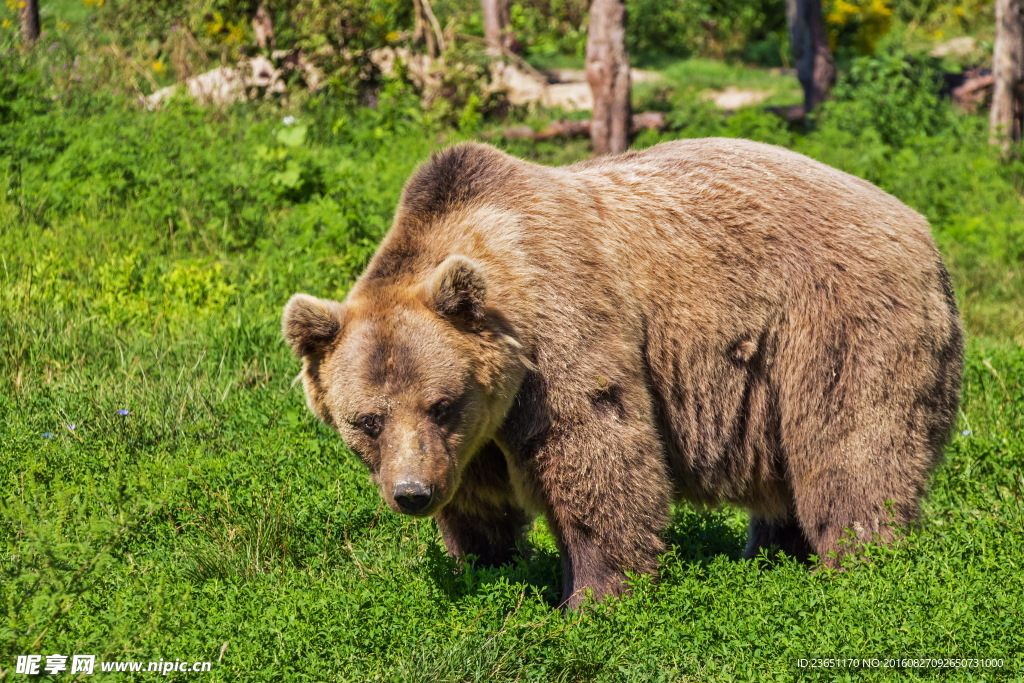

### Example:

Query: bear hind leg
xmin=743 ymin=517 xmax=813 ymax=562
xmin=790 ymin=466 xmax=918 ymax=568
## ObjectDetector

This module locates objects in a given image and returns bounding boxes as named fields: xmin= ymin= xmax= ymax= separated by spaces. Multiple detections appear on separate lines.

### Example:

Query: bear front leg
xmin=547 ymin=515 xmax=664 ymax=610
xmin=434 ymin=441 xmax=531 ymax=567
xmin=534 ymin=415 xmax=671 ymax=609
xmin=435 ymin=500 xmax=530 ymax=567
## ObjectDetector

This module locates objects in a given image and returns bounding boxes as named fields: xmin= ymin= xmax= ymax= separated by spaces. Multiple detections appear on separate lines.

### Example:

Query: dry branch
xmin=952 ymin=73 xmax=994 ymax=113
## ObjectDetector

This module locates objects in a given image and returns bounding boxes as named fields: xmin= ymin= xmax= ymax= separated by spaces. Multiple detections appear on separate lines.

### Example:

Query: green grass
xmin=42 ymin=0 xmax=93 ymax=28
xmin=2 ymin=41 xmax=1024 ymax=682
xmin=630 ymin=58 xmax=804 ymax=111
xmin=657 ymin=58 xmax=798 ymax=93
xmin=516 ymin=56 xmax=804 ymax=112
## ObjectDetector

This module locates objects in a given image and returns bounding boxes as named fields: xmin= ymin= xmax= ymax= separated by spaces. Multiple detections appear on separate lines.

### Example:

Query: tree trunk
xmin=20 ymin=0 xmax=41 ymax=44
xmin=586 ymin=0 xmax=631 ymax=155
xmin=787 ymin=0 xmax=835 ymax=114
xmin=482 ymin=0 xmax=514 ymax=57
xmin=252 ymin=2 xmax=275 ymax=50
xmin=990 ymin=0 xmax=1024 ymax=148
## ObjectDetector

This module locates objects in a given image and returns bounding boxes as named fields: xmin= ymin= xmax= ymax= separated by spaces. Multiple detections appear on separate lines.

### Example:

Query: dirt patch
xmin=700 ymin=86 xmax=774 ymax=110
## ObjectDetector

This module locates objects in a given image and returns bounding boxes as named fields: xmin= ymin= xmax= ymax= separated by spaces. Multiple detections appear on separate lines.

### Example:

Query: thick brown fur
xmin=283 ymin=139 xmax=964 ymax=609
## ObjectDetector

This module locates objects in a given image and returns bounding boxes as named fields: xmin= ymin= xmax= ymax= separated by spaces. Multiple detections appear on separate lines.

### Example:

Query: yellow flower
xmin=1 ymin=18 xmax=9 ymax=28
xmin=58 ymin=20 xmax=70 ymax=30
xmin=385 ymin=30 xmax=399 ymax=43
xmin=204 ymin=11 xmax=224 ymax=36
xmin=224 ymin=21 xmax=245 ymax=45
xmin=826 ymin=0 xmax=859 ymax=26
xmin=868 ymin=0 xmax=892 ymax=17
xmin=954 ymin=5 xmax=965 ymax=16
xmin=152 ymin=60 xmax=165 ymax=73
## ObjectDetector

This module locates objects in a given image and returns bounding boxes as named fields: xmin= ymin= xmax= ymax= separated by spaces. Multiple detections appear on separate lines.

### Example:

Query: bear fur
xmin=283 ymin=138 xmax=963 ymax=609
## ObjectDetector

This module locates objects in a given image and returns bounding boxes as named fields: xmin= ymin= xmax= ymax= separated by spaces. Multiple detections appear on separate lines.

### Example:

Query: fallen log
xmin=951 ymin=73 xmax=994 ymax=113
xmin=497 ymin=111 xmax=666 ymax=140
xmin=764 ymin=104 xmax=806 ymax=123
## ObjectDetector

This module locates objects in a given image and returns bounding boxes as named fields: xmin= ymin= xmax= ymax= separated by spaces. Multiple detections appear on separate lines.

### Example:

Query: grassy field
xmin=647 ymin=58 xmax=802 ymax=107
xmin=2 ymin=30 xmax=1024 ymax=682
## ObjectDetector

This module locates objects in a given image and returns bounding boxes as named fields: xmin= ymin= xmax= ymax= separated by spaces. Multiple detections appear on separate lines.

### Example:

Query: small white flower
xmin=282 ymin=115 xmax=295 ymax=126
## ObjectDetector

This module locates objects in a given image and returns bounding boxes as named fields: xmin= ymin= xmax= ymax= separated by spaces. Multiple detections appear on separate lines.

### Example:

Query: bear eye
xmin=429 ymin=399 xmax=452 ymax=422
xmin=356 ymin=413 xmax=382 ymax=438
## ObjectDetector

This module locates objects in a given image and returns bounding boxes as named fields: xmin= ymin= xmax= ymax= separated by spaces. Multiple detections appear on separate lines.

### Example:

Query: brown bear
xmin=282 ymin=138 xmax=963 ymax=609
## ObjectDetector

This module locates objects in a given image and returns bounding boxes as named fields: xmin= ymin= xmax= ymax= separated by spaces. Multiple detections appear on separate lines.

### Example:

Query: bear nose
xmin=393 ymin=481 xmax=433 ymax=514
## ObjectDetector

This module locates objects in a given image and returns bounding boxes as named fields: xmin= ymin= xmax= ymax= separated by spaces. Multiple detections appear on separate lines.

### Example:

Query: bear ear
xmin=426 ymin=255 xmax=487 ymax=322
xmin=282 ymin=293 xmax=347 ymax=358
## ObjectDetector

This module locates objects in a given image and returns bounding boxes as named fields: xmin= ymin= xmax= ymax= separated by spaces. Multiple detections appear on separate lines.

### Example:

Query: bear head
xmin=282 ymin=255 xmax=528 ymax=517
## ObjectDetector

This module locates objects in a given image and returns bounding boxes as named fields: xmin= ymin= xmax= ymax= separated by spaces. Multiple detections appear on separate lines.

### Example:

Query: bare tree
xmin=19 ymin=0 xmax=41 ymax=44
xmin=787 ymin=0 xmax=835 ymax=115
xmin=990 ymin=0 xmax=1024 ymax=148
xmin=413 ymin=0 xmax=445 ymax=59
xmin=252 ymin=2 xmax=275 ymax=50
xmin=586 ymin=0 xmax=631 ymax=155
xmin=482 ymin=0 xmax=514 ymax=57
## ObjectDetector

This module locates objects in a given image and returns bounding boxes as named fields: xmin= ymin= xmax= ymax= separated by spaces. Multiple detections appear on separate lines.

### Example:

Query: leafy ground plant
xmin=2 ymin=42 xmax=1023 ymax=683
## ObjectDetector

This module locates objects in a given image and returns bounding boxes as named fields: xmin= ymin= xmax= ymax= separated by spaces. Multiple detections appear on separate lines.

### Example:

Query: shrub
xmin=627 ymin=0 xmax=788 ymax=65
xmin=825 ymin=0 xmax=894 ymax=57
xmin=815 ymin=50 xmax=951 ymax=148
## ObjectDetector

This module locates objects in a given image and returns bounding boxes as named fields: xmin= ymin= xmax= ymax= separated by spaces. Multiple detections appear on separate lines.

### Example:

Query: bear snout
xmin=393 ymin=480 xmax=434 ymax=515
